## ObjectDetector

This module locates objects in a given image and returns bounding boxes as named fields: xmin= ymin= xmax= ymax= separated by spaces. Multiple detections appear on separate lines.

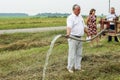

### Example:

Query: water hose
xmin=62 ymin=28 xmax=107 ymax=42
xmin=42 ymin=27 xmax=111 ymax=80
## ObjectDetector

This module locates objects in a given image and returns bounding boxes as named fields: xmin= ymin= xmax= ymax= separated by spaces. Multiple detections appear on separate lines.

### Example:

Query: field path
xmin=0 ymin=26 xmax=66 ymax=34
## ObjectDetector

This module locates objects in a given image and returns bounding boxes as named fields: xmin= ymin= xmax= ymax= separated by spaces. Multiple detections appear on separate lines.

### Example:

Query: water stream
xmin=42 ymin=28 xmax=106 ymax=80
xmin=42 ymin=34 xmax=62 ymax=80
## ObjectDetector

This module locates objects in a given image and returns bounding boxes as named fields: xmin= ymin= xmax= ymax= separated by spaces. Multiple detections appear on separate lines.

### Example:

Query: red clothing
xmin=87 ymin=15 xmax=97 ymax=35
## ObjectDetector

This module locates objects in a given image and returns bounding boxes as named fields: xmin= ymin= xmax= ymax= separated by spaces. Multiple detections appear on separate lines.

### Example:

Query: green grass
xmin=0 ymin=17 xmax=66 ymax=30
xmin=0 ymin=30 xmax=120 ymax=80
xmin=0 ymin=16 xmax=103 ymax=30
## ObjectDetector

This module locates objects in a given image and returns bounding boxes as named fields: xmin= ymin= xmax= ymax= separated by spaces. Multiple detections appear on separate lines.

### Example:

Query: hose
xmin=62 ymin=28 xmax=107 ymax=42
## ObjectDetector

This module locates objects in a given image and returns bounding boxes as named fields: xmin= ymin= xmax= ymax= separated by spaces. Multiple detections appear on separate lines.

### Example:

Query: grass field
xmin=0 ymin=16 xmax=103 ymax=30
xmin=0 ymin=17 xmax=66 ymax=30
xmin=0 ymin=30 xmax=120 ymax=80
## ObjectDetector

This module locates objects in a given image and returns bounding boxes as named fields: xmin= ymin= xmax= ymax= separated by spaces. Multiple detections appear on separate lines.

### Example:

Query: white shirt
xmin=106 ymin=13 xmax=118 ymax=25
xmin=67 ymin=13 xmax=85 ymax=36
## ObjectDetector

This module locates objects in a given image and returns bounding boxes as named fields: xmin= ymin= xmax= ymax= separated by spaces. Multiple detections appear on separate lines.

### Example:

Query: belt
xmin=72 ymin=35 xmax=81 ymax=38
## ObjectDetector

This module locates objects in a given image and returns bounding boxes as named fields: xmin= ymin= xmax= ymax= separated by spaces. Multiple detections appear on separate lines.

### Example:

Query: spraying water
xmin=42 ymin=28 xmax=107 ymax=80
xmin=42 ymin=34 xmax=62 ymax=80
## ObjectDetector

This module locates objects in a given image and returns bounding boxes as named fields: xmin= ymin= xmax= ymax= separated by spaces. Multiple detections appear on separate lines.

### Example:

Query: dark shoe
xmin=114 ymin=36 xmax=119 ymax=42
xmin=108 ymin=36 xmax=112 ymax=42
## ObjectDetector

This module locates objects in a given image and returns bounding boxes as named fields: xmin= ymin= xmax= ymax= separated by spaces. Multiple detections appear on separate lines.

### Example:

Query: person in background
xmin=106 ymin=7 xmax=119 ymax=42
xmin=86 ymin=8 xmax=99 ymax=47
xmin=66 ymin=4 xmax=89 ymax=73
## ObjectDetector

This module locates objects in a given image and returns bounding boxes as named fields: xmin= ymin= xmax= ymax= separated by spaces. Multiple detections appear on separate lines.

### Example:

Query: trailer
xmin=99 ymin=18 xmax=120 ymax=38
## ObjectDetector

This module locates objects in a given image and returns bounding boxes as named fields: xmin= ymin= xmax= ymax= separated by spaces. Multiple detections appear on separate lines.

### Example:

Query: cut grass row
xmin=0 ymin=30 xmax=66 ymax=51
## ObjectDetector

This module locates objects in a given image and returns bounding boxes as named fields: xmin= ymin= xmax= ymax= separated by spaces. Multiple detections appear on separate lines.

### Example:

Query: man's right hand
xmin=65 ymin=35 xmax=70 ymax=38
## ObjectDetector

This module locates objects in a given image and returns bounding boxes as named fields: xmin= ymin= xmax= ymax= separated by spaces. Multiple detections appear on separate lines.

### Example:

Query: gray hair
xmin=111 ymin=7 xmax=115 ymax=10
xmin=72 ymin=4 xmax=80 ymax=10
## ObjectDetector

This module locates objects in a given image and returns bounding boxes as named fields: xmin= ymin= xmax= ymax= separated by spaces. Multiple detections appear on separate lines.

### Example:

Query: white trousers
xmin=67 ymin=38 xmax=82 ymax=70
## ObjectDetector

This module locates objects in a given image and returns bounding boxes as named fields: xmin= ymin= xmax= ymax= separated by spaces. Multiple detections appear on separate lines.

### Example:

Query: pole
xmin=109 ymin=0 xmax=110 ymax=12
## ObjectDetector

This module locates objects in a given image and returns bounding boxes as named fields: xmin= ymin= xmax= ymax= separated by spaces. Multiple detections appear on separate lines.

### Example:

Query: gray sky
xmin=0 ymin=0 xmax=120 ymax=15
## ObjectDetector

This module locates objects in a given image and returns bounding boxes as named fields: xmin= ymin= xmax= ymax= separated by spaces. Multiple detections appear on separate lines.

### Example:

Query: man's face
xmin=111 ymin=8 xmax=115 ymax=14
xmin=73 ymin=7 xmax=80 ymax=16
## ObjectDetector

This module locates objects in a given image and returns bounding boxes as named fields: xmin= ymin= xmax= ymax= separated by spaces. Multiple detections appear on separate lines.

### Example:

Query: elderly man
xmin=66 ymin=4 xmax=88 ymax=73
xmin=106 ymin=7 xmax=119 ymax=42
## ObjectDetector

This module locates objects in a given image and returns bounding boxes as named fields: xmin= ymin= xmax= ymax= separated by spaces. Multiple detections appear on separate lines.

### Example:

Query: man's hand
xmin=66 ymin=27 xmax=71 ymax=38
xmin=65 ymin=35 xmax=70 ymax=38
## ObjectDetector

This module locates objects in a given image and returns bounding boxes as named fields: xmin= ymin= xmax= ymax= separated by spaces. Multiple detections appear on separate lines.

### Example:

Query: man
xmin=106 ymin=7 xmax=119 ymax=42
xmin=66 ymin=4 xmax=88 ymax=73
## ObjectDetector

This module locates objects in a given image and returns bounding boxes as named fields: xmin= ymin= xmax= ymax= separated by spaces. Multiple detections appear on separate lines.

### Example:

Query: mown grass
xmin=0 ymin=30 xmax=66 ymax=51
xmin=0 ymin=30 xmax=120 ymax=80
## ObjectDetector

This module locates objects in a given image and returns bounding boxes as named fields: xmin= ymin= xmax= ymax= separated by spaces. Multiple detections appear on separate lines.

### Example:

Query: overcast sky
xmin=0 ymin=0 xmax=120 ymax=15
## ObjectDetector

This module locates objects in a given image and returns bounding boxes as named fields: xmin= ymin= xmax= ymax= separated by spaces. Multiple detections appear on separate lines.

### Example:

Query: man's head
xmin=110 ymin=7 xmax=115 ymax=14
xmin=72 ymin=4 xmax=81 ymax=16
